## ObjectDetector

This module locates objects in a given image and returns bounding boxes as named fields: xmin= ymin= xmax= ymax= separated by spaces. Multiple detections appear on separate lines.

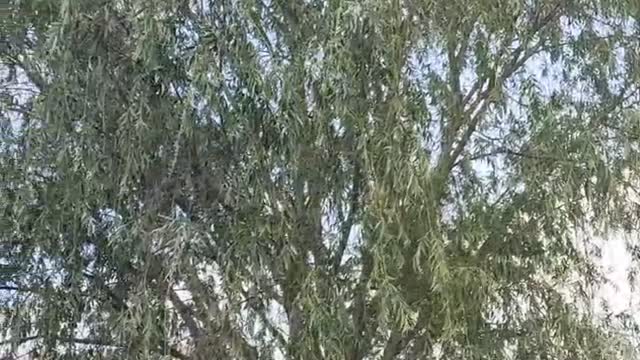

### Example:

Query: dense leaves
xmin=2 ymin=0 xmax=640 ymax=359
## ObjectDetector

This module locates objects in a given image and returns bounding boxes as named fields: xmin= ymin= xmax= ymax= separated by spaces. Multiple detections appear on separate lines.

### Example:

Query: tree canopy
xmin=3 ymin=0 xmax=640 ymax=359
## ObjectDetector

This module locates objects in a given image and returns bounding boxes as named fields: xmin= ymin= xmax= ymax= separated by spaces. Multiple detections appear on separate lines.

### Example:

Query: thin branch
xmin=333 ymin=160 xmax=362 ymax=273
xmin=169 ymin=347 xmax=191 ymax=360
xmin=0 ymin=334 xmax=190 ymax=359
xmin=2 ymin=57 xmax=47 ymax=91
xmin=3 ymin=348 xmax=39 ymax=360
xmin=0 ymin=336 xmax=38 ymax=347
xmin=0 ymin=335 xmax=115 ymax=348
xmin=381 ymin=330 xmax=403 ymax=360
xmin=168 ymin=287 xmax=203 ymax=339
xmin=442 ymin=2 xmax=563 ymax=174
xmin=348 ymin=249 xmax=374 ymax=360
xmin=465 ymin=146 xmax=571 ymax=164
xmin=406 ymin=330 xmax=430 ymax=360
xmin=441 ymin=19 xmax=475 ymax=159
xmin=382 ymin=323 xmax=422 ymax=360
xmin=244 ymin=297 xmax=288 ymax=349
xmin=82 ymin=271 xmax=128 ymax=311
xmin=177 ymin=269 xmax=259 ymax=360
xmin=82 ymin=272 xmax=191 ymax=359
xmin=0 ymin=286 xmax=36 ymax=292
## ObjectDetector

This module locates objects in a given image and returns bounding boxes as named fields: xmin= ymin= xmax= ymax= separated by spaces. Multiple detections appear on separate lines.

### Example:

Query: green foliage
xmin=2 ymin=0 xmax=640 ymax=359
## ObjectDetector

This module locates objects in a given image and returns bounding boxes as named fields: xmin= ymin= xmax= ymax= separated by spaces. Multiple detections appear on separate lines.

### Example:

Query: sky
xmin=597 ymin=235 xmax=637 ymax=316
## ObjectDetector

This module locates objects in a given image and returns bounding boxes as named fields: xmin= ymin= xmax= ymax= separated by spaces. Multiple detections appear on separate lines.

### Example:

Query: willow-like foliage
xmin=2 ymin=0 xmax=640 ymax=359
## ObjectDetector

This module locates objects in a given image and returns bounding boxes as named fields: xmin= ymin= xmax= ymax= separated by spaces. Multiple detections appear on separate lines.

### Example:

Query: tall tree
xmin=2 ymin=0 xmax=640 ymax=359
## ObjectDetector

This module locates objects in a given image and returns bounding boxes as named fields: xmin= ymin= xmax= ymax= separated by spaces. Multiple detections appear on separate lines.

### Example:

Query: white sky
xmin=598 ymin=236 xmax=637 ymax=315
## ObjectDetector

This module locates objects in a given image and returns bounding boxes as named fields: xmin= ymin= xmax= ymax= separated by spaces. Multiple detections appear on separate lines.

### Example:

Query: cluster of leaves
xmin=2 ymin=0 xmax=640 ymax=359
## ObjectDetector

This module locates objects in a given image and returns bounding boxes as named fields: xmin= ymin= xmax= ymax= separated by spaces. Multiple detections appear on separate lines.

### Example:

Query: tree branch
xmin=82 ymin=271 xmax=192 ymax=359
xmin=443 ymin=19 xmax=473 ymax=148
xmin=0 ymin=335 xmax=121 ymax=349
xmin=348 ymin=249 xmax=374 ymax=360
xmin=0 ymin=286 xmax=28 ymax=292
xmin=167 ymin=287 xmax=203 ymax=339
xmin=381 ymin=330 xmax=403 ymax=360
xmin=0 ymin=336 xmax=39 ymax=347
xmin=381 ymin=325 xmax=421 ymax=360
xmin=1 ymin=57 xmax=46 ymax=92
xmin=441 ymin=2 xmax=563 ymax=175
xmin=0 ymin=334 xmax=190 ymax=359
xmin=465 ymin=146 xmax=571 ymax=164
xmin=333 ymin=160 xmax=362 ymax=273
xmin=177 ymin=268 xmax=260 ymax=360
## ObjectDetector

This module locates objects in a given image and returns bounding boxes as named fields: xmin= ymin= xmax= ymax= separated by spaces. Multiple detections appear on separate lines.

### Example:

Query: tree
xmin=2 ymin=0 xmax=640 ymax=358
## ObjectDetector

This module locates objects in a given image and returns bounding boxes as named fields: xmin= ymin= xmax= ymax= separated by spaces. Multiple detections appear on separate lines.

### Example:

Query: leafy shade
xmin=2 ymin=0 xmax=640 ymax=359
